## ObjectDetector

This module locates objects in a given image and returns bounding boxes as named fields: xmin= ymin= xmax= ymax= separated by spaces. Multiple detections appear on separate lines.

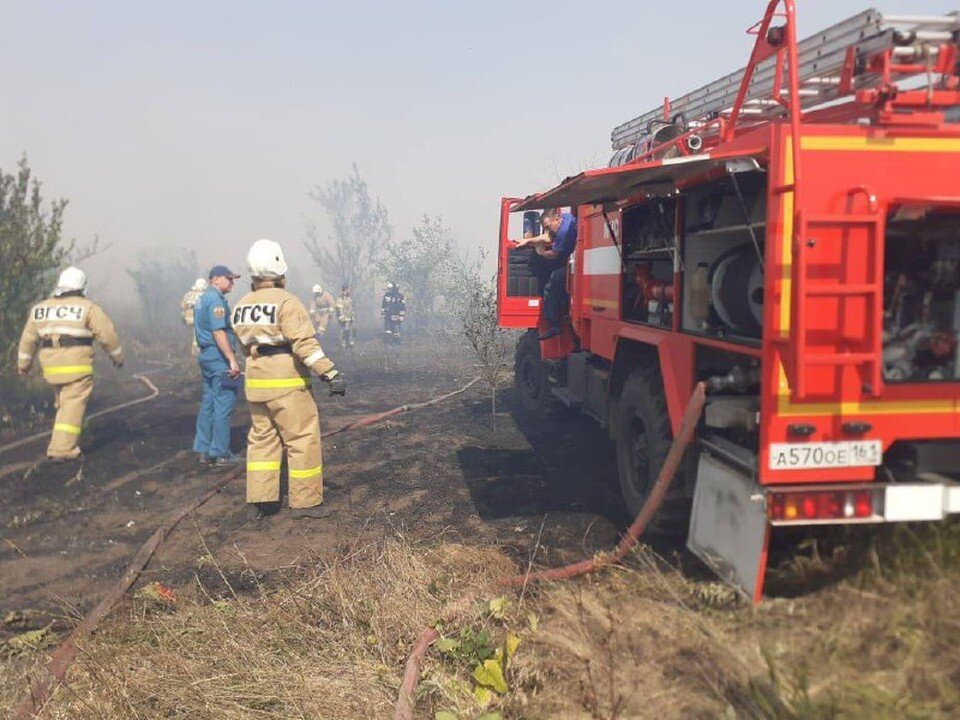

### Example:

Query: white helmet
xmin=312 ymin=284 xmax=323 ymax=294
xmin=247 ymin=238 xmax=288 ymax=278
xmin=193 ymin=277 xmax=207 ymax=290
xmin=54 ymin=266 xmax=87 ymax=297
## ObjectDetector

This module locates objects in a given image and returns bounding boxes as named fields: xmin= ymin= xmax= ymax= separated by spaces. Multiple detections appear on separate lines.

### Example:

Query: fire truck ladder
xmin=793 ymin=204 xmax=884 ymax=400
xmin=610 ymin=8 xmax=960 ymax=150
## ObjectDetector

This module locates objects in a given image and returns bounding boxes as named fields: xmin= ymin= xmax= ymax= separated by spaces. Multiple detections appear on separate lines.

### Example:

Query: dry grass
xmin=3 ymin=522 xmax=960 ymax=720
xmin=1 ymin=538 xmax=515 ymax=719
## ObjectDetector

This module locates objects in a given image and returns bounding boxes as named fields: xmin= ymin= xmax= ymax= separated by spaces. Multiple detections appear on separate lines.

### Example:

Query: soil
xmin=0 ymin=335 xmax=634 ymax=620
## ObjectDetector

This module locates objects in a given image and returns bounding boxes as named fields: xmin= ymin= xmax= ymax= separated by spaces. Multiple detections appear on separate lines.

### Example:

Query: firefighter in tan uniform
xmin=181 ymin=278 xmax=206 ymax=355
xmin=335 ymin=284 xmax=356 ymax=349
xmin=16 ymin=266 xmax=124 ymax=462
xmin=308 ymin=284 xmax=336 ymax=337
xmin=232 ymin=239 xmax=346 ymax=519
xmin=181 ymin=278 xmax=207 ymax=325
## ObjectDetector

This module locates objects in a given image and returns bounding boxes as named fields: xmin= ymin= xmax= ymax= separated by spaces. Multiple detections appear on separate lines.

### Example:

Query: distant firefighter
xmin=335 ymin=284 xmax=356 ymax=349
xmin=381 ymin=281 xmax=406 ymax=342
xmin=232 ymin=238 xmax=346 ymax=520
xmin=16 ymin=266 xmax=124 ymax=462
xmin=181 ymin=277 xmax=207 ymax=356
xmin=181 ymin=278 xmax=207 ymax=326
xmin=309 ymin=283 xmax=336 ymax=338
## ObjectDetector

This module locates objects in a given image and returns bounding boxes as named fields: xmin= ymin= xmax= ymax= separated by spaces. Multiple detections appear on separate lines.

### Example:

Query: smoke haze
xmin=0 ymin=0 xmax=929 ymax=304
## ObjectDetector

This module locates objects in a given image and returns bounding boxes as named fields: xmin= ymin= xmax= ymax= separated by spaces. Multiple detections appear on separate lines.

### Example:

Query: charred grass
xmin=1 ymin=520 xmax=959 ymax=719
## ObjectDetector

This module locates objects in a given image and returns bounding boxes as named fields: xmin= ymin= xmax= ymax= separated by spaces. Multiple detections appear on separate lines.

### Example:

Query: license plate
xmin=769 ymin=440 xmax=882 ymax=471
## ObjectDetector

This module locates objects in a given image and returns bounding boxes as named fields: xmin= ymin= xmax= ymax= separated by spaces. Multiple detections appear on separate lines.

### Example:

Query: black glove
xmin=322 ymin=369 xmax=346 ymax=396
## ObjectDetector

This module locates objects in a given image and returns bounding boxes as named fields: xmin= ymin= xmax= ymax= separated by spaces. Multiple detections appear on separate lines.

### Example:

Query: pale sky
xmin=1 ymin=0 xmax=953 ymax=299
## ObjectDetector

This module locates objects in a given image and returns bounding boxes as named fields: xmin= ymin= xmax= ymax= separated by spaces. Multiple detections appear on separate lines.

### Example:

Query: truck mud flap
xmin=688 ymin=451 xmax=769 ymax=602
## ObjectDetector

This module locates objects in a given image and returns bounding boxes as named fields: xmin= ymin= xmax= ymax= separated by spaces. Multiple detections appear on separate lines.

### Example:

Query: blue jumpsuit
xmin=193 ymin=286 xmax=238 ymax=459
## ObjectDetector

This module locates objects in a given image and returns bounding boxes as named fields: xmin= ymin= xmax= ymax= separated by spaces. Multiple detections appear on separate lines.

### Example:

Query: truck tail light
xmin=768 ymin=490 xmax=877 ymax=522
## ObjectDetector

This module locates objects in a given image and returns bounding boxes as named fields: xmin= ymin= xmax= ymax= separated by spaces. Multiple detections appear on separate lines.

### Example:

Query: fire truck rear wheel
xmin=615 ymin=367 xmax=688 ymax=534
xmin=514 ymin=330 xmax=559 ymax=418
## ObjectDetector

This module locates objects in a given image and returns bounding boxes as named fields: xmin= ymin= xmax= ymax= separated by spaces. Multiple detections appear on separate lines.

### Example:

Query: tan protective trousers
xmin=246 ymin=388 xmax=324 ymax=508
xmin=47 ymin=375 xmax=93 ymax=459
xmin=338 ymin=320 xmax=355 ymax=348
xmin=316 ymin=313 xmax=330 ymax=336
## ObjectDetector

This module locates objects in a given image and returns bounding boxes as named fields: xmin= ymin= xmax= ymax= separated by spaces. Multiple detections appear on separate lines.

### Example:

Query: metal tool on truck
xmin=497 ymin=2 xmax=960 ymax=601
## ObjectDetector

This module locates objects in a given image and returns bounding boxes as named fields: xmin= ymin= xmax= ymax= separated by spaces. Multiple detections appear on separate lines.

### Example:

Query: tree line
xmin=0 ymin=158 xmax=500 ymax=375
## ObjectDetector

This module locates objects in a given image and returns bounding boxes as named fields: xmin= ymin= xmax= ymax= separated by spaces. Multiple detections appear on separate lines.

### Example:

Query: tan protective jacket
xmin=181 ymin=287 xmax=204 ymax=325
xmin=335 ymin=294 xmax=355 ymax=323
xmin=18 ymin=295 xmax=124 ymax=385
xmin=232 ymin=286 xmax=336 ymax=402
xmin=308 ymin=290 xmax=336 ymax=323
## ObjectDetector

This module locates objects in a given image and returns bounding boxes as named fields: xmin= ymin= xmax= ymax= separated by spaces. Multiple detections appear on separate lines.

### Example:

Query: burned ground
xmin=1 ymin=335 xmax=959 ymax=719
xmin=0 ymin=337 xmax=628 ymax=617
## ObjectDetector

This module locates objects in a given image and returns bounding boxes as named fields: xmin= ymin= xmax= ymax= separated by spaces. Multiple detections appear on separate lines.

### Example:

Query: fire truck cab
xmin=497 ymin=3 xmax=960 ymax=600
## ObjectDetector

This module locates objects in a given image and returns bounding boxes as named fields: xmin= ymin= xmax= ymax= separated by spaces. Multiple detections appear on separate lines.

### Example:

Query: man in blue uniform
xmin=193 ymin=264 xmax=243 ymax=465
xmin=516 ymin=207 xmax=578 ymax=339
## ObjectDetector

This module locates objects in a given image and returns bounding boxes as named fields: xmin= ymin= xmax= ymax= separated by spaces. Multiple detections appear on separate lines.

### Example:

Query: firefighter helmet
xmin=247 ymin=238 xmax=288 ymax=278
xmin=54 ymin=266 xmax=87 ymax=297
xmin=193 ymin=278 xmax=207 ymax=290
xmin=312 ymin=284 xmax=323 ymax=294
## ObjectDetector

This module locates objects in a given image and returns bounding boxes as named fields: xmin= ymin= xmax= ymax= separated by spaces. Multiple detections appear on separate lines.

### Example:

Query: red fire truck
xmin=497 ymin=2 xmax=960 ymax=601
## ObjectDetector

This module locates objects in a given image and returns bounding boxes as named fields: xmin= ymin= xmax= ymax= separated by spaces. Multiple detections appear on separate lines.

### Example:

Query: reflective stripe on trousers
xmin=48 ymin=375 xmax=94 ymax=459
xmin=246 ymin=387 xmax=324 ymax=509
xmin=245 ymin=377 xmax=310 ymax=389
xmin=43 ymin=365 xmax=94 ymax=377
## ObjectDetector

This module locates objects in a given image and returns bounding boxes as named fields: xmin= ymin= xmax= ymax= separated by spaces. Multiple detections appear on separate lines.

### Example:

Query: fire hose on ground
xmin=0 ymin=374 xmax=161 ymax=457
xmin=393 ymin=382 xmax=707 ymax=720
xmin=13 ymin=375 xmax=481 ymax=719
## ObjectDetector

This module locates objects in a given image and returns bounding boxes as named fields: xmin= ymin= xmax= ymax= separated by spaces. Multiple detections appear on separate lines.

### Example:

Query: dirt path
xmin=0 ymin=340 xmax=630 ymax=616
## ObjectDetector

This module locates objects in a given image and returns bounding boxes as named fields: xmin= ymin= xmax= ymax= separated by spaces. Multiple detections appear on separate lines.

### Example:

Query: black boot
xmin=246 ymin=502 xmax=275 ymax=521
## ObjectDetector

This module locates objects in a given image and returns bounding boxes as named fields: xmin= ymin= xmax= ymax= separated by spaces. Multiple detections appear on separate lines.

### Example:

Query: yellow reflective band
xmin=43 ymin=365 xmax=94 ymax=376
xmin=289 ymin=465 xmax=323 ymax=479
xmin=245 ymin=377 xmax=310 ymax=389
xmin=53 ymin=423 xmax=82 ymax=435
xmin=247 ymin=460 xmax=282 ymax=472
xmin=801 ymin=136 xmax=960 ymax=153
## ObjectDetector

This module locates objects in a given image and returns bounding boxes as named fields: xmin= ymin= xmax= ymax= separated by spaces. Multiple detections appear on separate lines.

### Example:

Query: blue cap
xmin=209 ymin=265 xmax=240 ymax=280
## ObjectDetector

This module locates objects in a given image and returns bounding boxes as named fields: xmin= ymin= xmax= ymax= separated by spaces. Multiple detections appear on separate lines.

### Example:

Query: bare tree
xmin=381 ymin=214 xmax=455 ymax=332
xmin=304 ymin=165 xmax=391 ymax=318
xmin=68 ymin=234 xmax=111 ymax=265
xmin=445 ymin=250 xmax=513 ymax=426
xmin=126 ymin=248 xmax=199 ymax=332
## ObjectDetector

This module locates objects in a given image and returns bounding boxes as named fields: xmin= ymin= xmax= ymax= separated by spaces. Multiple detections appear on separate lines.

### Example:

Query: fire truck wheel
xmin=514 ymin=330 xmax=559 ymax=418
xmin=615 ymin=367 xmax=688 ymax=534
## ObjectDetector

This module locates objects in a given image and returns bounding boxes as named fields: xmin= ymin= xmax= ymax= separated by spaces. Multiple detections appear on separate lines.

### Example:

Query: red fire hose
xmin=13 ymin=376 xmax=481 ymax=719
xmin=393 ymin=382 xmax=707 ymax=720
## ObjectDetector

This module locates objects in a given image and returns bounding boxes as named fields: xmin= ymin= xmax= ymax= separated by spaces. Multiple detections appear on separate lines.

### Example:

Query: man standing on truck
xmin=516 ymin=207 xmax=577 ymax=340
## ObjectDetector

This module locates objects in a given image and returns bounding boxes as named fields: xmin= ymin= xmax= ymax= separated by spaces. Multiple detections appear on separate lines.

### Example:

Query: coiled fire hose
xmin=393 ymin=382 xmax=707 ymax=720
xmin=13 ymin=375 xmax=480 ymax=719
